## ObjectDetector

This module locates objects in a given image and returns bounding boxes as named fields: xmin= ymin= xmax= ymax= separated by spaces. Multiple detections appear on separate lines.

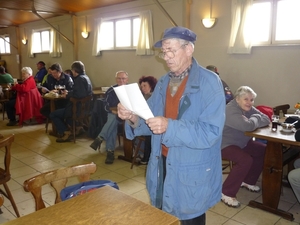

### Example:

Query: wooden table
xmin=2 ymin=186 xmax=179 ymax=225
xmin=42 ymin=94 xmax=64 ymax=137
xmin=245 ymin=125 xmax=300 ymax=221
xmin=92 ymin=89 xmax=106 ymax=99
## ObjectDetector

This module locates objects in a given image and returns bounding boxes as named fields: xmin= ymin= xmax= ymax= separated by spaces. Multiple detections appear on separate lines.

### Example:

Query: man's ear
xmin=185 ymin=44 xmax=194 ymax=57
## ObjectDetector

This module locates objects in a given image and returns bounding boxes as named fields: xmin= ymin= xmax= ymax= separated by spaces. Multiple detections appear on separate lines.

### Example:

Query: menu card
xmin=113 ymin=83 xmax=154 ymax=120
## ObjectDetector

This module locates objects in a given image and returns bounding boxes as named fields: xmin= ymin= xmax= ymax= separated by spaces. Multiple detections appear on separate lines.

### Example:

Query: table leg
xmin=48 ymin=100 xmax=58 ymax=137
xmin=248 ymin=141 xmax=294 ymax=221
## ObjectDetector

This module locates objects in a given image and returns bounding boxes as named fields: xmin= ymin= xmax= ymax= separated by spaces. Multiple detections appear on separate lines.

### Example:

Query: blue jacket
xmin=125 ymin=58 xmax=226 ymax=220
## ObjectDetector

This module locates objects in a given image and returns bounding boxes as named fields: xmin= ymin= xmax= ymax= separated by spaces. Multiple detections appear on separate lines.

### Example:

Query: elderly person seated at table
xmin=221 ymin=86 xmax=270 ymax=208
xmin=40 ymin=63 xmax=73 ymax=118
xmin=0 ymin=66 xmax=14 ymax=85
xmin=6 ymin=67 xmax=44 ymax=126
xmin=137 ymin=75 xmax=157 ymax=164
xmin=89 ymin=71 xmax=129 ymax=164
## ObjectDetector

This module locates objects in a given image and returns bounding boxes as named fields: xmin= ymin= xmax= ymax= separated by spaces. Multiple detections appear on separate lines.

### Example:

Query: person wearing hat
xmin=34 ymin=61 xmax=48 ymax=83
xmin=117 ymin=26 xmax=225 ymax=225
xmin=206 ymin=65 xmax=234 ymax=104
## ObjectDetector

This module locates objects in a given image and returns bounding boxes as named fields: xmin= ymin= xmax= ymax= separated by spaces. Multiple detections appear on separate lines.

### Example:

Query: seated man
xmin=206 ymin=65 xmax=234 ymax=104
xmin=49 ymin=61 xmax=92 ymax=142
xmin=40 ymin=63 xmax=73 ymax=118
xmin=0 ymin=66 xmax=14 ymax=84
xmin=34 ymin=61 xmax=48 ymax=83
xmin=89 ymin=71 xmax=129 ymax=164
xmin=6 ymin=67 xmax=44 ymax=126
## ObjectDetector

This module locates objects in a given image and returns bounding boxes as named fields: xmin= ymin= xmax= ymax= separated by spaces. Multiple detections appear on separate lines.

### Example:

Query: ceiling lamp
xmin=81 ymin=16 xmax=89 ymax=39
xmin=202 ymin=0 xmax=217 ymax=29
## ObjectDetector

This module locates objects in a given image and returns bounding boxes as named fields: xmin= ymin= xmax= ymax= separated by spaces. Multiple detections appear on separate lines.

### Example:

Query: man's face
xmin=160 ymin=39 xmax=191 ymax=75
xmin=37 ymin=63 xmax=43 ymax=70
xmin=116 ymin=72 xmax=128 ymax=86
xmin=51 ymin=70 xmax=61 ymax=80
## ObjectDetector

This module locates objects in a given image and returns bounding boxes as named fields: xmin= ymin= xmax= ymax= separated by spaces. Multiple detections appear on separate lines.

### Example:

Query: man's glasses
xmin=117 ymin=77 xmax=127 ymax=80
xmin=158 ymin=44 xmax=187 ymax=59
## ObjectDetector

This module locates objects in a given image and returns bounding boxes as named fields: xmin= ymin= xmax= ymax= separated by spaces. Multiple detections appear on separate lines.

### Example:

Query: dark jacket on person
xmin=43 ymin=73 xmax=74 ymax=92
xmin=103 ymin=84 xmax=120 ymax=113
xmin=64 ymin=74 xmax=93 ymax=118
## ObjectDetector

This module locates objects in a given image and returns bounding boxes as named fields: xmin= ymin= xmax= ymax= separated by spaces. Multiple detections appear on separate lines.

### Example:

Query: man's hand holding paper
xmin=113 ymin=83 xmax=154 ymax=120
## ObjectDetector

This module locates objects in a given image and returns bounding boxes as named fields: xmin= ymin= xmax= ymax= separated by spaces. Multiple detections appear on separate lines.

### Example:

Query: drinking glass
xmin=271 ymin=115 xmax=280 ymax=131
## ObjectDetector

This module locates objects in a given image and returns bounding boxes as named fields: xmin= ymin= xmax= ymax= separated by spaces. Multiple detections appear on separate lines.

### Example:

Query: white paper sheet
xmin=285 ymin=114 xmax=300 ymax=118
xmin=113 ymin=83 xmax=154 ymax=120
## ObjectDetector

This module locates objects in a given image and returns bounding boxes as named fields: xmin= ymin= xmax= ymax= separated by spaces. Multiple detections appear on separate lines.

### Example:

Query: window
xmin=99 ymin=16 xmax=141 ymax=50
xmin=251 ymin=0 xmax=300 ymax=45
xmin=93 ymin=10 xmax=154 ymax=56
xmin=0 ymin=36 xmax=11 ymax=54
xmin=32 ymin=29 xmax=50 ymax=53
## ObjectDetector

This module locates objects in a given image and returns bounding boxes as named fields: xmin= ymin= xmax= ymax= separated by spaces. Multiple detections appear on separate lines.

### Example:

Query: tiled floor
xmin=0 ymin=119 xmax=299 ymax=225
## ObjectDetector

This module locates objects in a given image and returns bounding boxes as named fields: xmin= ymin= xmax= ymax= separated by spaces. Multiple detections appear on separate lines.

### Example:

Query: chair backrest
xmin=23 ymin=162 xmax=97 ymax=211
xmin=273 ymin=104 xmax=290 ymax=116
xmin=70 ymin=95 xmax=93 ymax=125
xmin=0 ymin=134 xmax=14 ymax=183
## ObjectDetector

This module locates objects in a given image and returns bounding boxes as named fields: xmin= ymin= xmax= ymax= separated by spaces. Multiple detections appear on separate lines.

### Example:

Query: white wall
xmin=1 ymin=0 xmax=299 ymax=110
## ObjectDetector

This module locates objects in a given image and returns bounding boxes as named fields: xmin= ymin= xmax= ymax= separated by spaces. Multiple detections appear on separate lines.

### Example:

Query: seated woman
xmin=221 ymin=86 xmax=270 ymax=207
xmin=138 ymin=75 xmax=157 ymax=164
xmin=6 ymin=67 xmax=44 ymax=126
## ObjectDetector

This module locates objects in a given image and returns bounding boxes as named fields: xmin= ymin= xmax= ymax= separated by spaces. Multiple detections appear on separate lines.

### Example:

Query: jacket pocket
xmin=176 ymin=162 xmax=211 ymax=214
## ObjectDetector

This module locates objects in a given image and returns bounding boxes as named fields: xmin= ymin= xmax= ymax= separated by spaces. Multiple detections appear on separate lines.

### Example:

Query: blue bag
xmin=60 ymin=179 xmax=119 ymax=201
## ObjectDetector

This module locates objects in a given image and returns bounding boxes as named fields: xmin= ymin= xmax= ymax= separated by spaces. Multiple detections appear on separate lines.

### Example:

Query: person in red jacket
xmin=6 ymin=67 xmax=43 ymax=126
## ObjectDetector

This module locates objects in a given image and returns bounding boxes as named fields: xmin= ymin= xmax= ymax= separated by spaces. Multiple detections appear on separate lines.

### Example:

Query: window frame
xmin=251 ymin=0 xmax=300 ymax=46
xmin=0 ymin=35 xmax=11 ymax=54
xmin=31 ymin=28 xmax=51 ymax=53
xmin=100 ymin=14 xmax=140 ymax=51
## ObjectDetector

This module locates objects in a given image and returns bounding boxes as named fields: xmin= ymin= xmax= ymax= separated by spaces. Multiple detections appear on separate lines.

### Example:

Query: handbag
xmin=60 ymin=179 xmax=119 ymax=201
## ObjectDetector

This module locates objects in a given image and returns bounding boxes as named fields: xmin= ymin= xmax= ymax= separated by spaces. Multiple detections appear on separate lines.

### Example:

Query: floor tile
xmin=0 ymin=119 xmax=299 ymax=225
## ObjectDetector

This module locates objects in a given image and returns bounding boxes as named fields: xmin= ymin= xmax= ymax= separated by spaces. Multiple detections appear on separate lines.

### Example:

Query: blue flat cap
xmin=154 ymin=26 xmax=197 ymax=48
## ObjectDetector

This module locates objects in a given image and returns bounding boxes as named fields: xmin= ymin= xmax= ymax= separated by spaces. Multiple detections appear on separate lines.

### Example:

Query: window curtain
xmin=28 ymin=30 xmax=34 ymax=58
xmin=49 ymin=27 xmax=62 ymax=57
xmin=136 ymin=10 xmax=154 ymax=56
xmin=228 ymin=0 xmax=253 ymax=54
xmin=92 ymin=17 xmax=103 ymax=56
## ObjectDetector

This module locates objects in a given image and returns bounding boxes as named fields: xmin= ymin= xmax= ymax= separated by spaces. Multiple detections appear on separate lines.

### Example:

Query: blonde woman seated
xmin=221 ymin=86 xmax=270 ymax=207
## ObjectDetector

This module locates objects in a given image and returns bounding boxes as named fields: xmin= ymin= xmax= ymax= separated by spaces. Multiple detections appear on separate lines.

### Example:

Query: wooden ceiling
xmin=0 ymin=0 xmax=136 ymax=28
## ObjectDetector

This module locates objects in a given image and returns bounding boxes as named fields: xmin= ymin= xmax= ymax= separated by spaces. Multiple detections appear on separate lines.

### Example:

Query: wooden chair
xmin=0 ymin=84 xmax=12 ymax=120
xmin=222 ymin=159 xmax=233 ymax=174
xmin=69 ymin=95 xmax=93 ymax=143
xmin=273 ymin=104 xmax=290 ymax=116
xmin=0 ymin=134 xmax=20 ymax=217
xmin=23 ymin=162 xmax=97 ymax=211
xmin=131 ymin=136 xmax=146 ymax=169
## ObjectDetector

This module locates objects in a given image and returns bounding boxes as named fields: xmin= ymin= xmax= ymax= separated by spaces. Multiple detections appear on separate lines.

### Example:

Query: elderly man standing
xmin=89 ymin=71 xmax=129 ymax=164
xmin=117 ymin=27 xmax=225 ymax=225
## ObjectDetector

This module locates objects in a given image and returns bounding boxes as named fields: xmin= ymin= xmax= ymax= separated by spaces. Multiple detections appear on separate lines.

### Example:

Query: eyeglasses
xmin=117 ymin=77 xmax=127 ymax=81
xmin=158 ymin=44 xmax=187 ymax=59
